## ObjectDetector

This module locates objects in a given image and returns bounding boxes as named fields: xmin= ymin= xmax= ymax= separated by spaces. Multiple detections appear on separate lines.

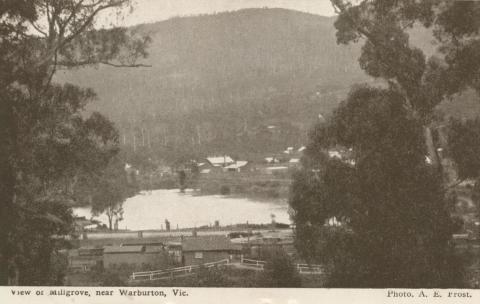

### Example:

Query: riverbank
xmin=194 ymin=172 xmax=292 ymax=201
xmin=74 ymin=189 xmax=290 ymax=231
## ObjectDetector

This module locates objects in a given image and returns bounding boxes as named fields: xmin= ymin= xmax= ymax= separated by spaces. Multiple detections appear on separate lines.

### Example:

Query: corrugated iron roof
xmin=145 ymin=246 xmax=165 ymax=253
xmin=182 ymin=236 xmax=240 ymax=252
xmin=121 ymin=241 xmax=165 ymax=247
xmin=103 ymin=246 xmax=144 ymax=254
xmin=224 ymin=161 xmax=249 ymax=169
xmin=206 ymin=156 xmax=234 ymax=166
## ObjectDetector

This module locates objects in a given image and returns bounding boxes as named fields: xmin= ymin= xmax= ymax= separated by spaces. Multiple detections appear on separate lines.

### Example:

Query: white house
xmin=224 ymin=161 xmax=250 ymax=172
xmin=206 ymin=156 xmax=235 ymax=167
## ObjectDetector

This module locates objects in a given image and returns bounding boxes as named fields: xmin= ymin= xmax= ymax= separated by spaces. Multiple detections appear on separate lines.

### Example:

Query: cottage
xmin=246 ymin=237 xmax=296 ymax=259
xmin=181 ymin=236 xmax=241 ymax=266
xmin=198 ymin=162 xmax=216 ymax=174
xmin=166 ymin=241 xmax=183 ymax=263
xmin=328 ymin=150 xmax=342 ymax=159
xmin=206 ymin=156 xmax=235 ymax=167
xmin=103 ymin=245 xmax=161 ymax=269
xmin=68 ymin=247 xmax=103 ymax=272
xmin=263 ymin=166 xmax=289 ymax=175
xmin=264 ymin=157 xmax=280 ymax=164
xmin=288 ymin=158 xmax=300 ymax=167
xmin=223 ymin=161 xmax=254 ymax=173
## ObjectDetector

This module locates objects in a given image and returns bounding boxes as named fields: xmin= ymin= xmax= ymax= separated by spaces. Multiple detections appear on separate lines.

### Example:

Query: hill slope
xmin=56 ymin=8 xmax=479 ymax=162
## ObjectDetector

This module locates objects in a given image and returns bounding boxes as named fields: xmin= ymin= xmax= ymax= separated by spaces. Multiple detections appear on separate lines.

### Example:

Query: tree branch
xmin=28 ymin=21 xmax=48 ymax=37
xmin=445 ymin=178 xmax=467 ymax=191
xmin=37 ymin=0 xmax=130 ymax=68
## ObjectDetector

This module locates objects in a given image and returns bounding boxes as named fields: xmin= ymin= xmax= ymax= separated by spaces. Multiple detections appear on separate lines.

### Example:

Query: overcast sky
xmin=108 ymin=0 xmax=336 ymax=27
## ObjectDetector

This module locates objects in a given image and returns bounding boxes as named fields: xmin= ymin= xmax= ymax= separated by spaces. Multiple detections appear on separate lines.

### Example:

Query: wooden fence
xmin=130 ymin=258 xmax=324 ymax=282
xmin=240 ymin=257 xmax=324 ymax=274
xmin=240 ymin=257 xmax=266 ymax=269
xmin=130 ymin=259 xmax=230 ymax=282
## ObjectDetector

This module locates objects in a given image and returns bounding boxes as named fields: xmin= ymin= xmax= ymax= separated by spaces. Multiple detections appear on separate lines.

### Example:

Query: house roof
xmin=78 ymin=247 xmax=104 ymax=256
xmin=224 ymin=161 xmax=249 ymax=170
xmin=265 ymin=166 xmax=288 ymax=171
xmin=121 ymin=241 xmax=165 ymax=247
xmin=328 ymin=150 xmax=342 ymax=159
xmin=103 ymin=246 xmax=144 ymax=254
xmin=182 ymin=236 xmax=240 ymax=252
xmin=206 ymin=156 xmax=234 ymax=166
xmin=145 ymin=246 xmax=165 ymax=253
xmin=265 ymin=157 xmax=277 ymax=163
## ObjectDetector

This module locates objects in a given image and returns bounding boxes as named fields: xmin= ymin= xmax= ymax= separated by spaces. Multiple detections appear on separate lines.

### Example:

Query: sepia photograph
xmin=1 ymin=0 xmax=480 ymax=298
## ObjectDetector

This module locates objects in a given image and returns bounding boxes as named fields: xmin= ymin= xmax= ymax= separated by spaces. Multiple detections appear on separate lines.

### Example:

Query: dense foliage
xmin=257 ymin=249 xmax=301 ymax=287
xmin=0 ymin=0 xmax=149 ymax=285
xmin=290 ymin=0 xmax=480 ymax=287
xmin=291 ymin=87 xmax=463 ymax=287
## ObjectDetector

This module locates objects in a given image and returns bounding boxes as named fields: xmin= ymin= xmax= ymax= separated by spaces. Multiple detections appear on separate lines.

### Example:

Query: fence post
xmin=149 ymin=273 xmax=153 ymax=280
xmin=132 ymin=273 xmax=136 ymax=280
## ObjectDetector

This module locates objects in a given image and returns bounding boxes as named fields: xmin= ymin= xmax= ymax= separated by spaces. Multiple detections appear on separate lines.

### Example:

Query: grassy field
xmin=195 ymin=171 xmax=293 ymax=201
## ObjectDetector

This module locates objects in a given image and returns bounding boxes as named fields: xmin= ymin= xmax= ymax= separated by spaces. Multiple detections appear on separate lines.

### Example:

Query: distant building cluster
xmin=67 ymin=235 xmax=242 ymax=272
xmin=196 ymin=146 xmax=307 ymax=176
xmin=67 ymin=229 xmax=298 ymax=274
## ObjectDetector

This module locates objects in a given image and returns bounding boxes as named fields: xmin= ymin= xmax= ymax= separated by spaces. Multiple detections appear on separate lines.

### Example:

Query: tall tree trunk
xmin=424 ymin=126 xmax=441 ymax=168
xmin=424 ymin=125 xmax=452 ymax=185
xmin=107 ymin=210 xmax=113 ymax=231
xmin=0 ymin=97 xmax=16 ymax=285
xmin=0 ymin=165 xmax=15 ymax=285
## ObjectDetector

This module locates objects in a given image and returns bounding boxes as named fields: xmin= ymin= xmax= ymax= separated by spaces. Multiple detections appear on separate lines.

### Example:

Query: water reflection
xmin=73 ymin=189 xmax=290 ymax=231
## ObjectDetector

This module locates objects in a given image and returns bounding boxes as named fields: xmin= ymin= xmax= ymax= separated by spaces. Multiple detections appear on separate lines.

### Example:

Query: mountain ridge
xmin=56 ymin=8 xmax=479 ymax=161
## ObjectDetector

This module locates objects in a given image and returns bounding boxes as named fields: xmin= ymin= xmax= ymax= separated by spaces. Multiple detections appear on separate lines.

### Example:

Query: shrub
xmin=220 ymin=185 xmax=231 ymax=195
xmin=257 ymin=248 xmax=301 ymax=287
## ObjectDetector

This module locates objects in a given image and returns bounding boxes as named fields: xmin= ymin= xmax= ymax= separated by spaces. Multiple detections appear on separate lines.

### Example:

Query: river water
xmin=73 ymin=189 xmax=291 ymax=231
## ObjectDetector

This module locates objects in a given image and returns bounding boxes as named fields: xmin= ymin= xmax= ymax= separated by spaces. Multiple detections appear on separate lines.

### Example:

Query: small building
xmin=181 ymin=236 xmax=241 ymax=266
xmin=288 ymin=158 xmax=300 ymax=167
xmin=103 ymin=245 xmax=155 ymax=269
xmin=198 ymin=162 xmax=216 ymax=174
xmin=166 ymin=241 xmax=183 ymax=263
xmin=263 ymin=166 xmax=289 ymax=175
xmin=206 ymin=156 xmax=235 ymax=168
xmin=246 ymin=237 xmax=296 ymax=259
xmin=68 ymin=247 xmax=103 ymax=272
xmin=264 ymin=157 xmax=280 ymax=164
xmin=223 ymin=161 xmax=255 ymax=173
xmin=328 ymin=150 xmax=342 ymax=159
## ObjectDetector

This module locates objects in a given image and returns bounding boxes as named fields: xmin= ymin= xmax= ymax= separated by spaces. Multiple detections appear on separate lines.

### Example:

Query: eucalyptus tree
xmin=0 ymin=0 xmax=150 ymax=285
xmin=290 ymin=0 xmax=480 ymax=287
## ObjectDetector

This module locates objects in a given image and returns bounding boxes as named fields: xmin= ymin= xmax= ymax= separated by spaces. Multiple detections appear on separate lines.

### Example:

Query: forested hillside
xmin=56 ymin=8 xmax=479 ymax=164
